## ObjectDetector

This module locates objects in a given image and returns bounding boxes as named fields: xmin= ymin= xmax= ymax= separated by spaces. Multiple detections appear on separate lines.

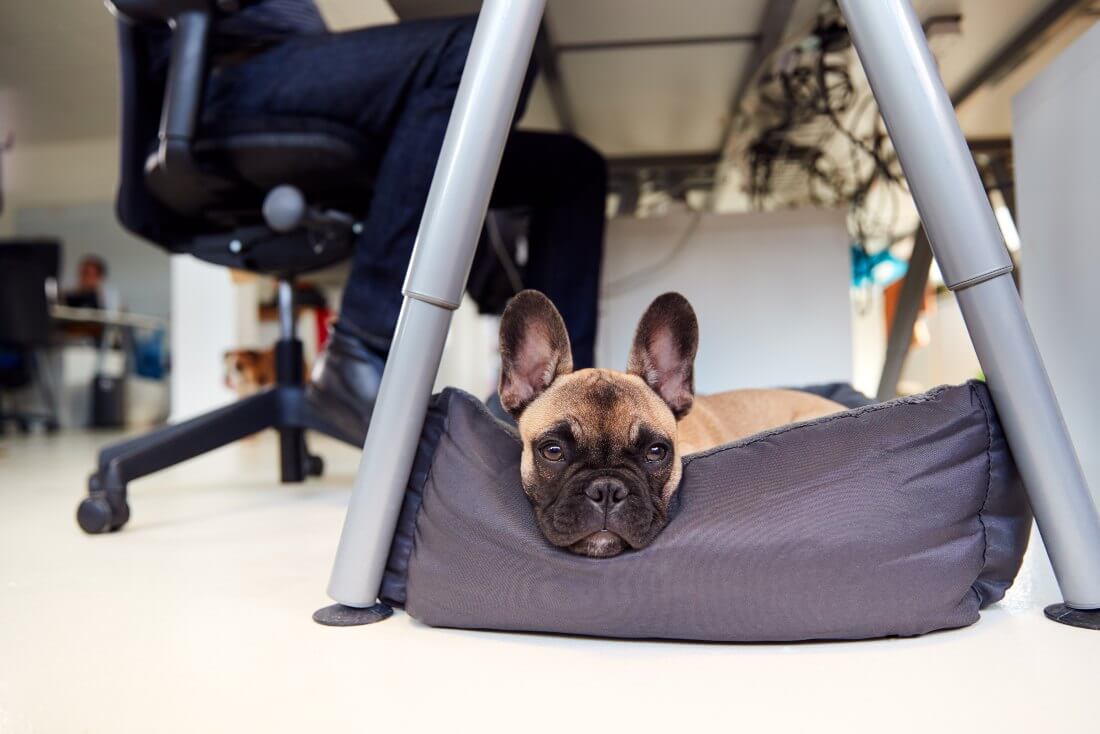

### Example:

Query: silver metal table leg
xmin=317 ymin=0 xmax=546 ymax=623
xmin=840 ymin=0 xmax=1100 ymax=617
xmin=876 ymin=228 xmax=933 ymax=401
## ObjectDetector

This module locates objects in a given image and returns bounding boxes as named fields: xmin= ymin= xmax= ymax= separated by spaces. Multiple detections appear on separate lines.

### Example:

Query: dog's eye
xmin=646 ymin=444 xmax=668 ymax=462
xmin=539 ymin=443 xmax=564 ymax=461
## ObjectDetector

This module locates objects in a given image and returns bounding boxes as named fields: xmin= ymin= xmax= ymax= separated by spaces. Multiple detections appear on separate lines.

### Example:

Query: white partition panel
xmin=598 ymin=209 xmax=852 ymax=392
xmin=169 ymin=256 xmax=240 ymax=421
xmin=1014 ymin=22 xmax=1100 ymax=504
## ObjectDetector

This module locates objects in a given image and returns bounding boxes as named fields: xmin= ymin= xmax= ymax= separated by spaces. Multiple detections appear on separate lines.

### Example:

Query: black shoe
xmin=306 ymin=328 xmax=386 ymax=446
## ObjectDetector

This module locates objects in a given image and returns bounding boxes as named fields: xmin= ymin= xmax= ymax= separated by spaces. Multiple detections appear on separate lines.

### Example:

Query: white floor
xmin=1 ymin=429 xmax=1097 ymax=734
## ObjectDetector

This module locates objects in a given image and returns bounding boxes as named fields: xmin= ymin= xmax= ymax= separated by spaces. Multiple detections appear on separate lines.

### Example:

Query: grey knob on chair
xmin=263 ymin=185 xmax=307 ymax=233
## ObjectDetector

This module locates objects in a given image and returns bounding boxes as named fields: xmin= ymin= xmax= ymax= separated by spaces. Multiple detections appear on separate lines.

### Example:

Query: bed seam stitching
xmin=401 ymin=392 xmax=456 ymax=614
xmin=970 ymin=382 xmax=994 ymax=607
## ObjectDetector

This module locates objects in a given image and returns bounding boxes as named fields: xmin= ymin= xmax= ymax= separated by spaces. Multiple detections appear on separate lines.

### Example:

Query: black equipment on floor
xmin=0 ymin=240 xmax=62 ymax=435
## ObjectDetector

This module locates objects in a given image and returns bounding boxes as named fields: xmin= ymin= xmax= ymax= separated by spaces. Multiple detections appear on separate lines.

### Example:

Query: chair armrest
xmin=109 ymin=0 xmax=216 ymax=25
xmin=159 ymin=9 xmax=210 ymax=152
xmin=109 ymin=0 xmax=217 ymax=210
xmin=108 ymin=1 xmax=215 ymax=151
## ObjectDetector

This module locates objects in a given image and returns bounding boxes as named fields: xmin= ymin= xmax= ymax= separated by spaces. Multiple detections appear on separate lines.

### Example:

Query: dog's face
xmin=223 ymin=349 xmax=273 ymax=396
xmin=499 ymin=290 xmax=698 ymax=558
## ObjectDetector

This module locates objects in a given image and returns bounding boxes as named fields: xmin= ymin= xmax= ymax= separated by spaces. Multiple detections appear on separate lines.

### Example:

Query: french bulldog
xmin=498 ymin=290 xmax=844 ymax=558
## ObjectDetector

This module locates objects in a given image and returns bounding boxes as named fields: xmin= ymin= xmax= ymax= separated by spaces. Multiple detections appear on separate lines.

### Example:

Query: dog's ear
xmin=499 ymin=290 xmax=574 ymax=418
xmin=627 ymin=292 xmax=698 ymax=419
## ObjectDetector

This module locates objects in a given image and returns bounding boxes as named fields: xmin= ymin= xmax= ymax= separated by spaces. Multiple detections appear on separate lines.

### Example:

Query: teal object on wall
xmin=851 ymin=244 xmax=907 ymax=288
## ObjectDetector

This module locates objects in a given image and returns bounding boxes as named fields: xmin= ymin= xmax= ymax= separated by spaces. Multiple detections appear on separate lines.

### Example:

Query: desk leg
xmin=317 ymin=0 xmax=547 ymax=624
xmin=840 ymin=0 xmax=1100 ymax=620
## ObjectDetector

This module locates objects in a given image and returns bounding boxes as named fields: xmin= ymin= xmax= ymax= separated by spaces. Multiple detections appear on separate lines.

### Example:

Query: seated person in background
xmin=188 ymin=1 xmax=608 ymax=443
xmin=63 ymin=255 xmax=121 ymax=312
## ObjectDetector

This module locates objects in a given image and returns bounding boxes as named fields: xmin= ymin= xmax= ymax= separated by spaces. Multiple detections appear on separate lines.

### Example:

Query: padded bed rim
xmin=382 ymin=381 xmax=1029 ymax=622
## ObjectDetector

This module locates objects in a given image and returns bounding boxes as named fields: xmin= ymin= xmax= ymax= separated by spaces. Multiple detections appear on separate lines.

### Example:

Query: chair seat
xmin=145 ymin=115 xmax=380 ymax=224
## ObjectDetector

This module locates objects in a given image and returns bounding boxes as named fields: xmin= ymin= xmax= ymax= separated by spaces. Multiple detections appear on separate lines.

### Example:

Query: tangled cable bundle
xmin=734 ymin=8 xmax=913 ymax=251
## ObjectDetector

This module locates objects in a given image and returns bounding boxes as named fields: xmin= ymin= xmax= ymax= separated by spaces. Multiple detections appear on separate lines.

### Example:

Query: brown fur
xmin=223 ymin=348 xmax=310 ymax=396
xmin=224 ymin=349 xmax=276 ymax=396
xmin=676 ymin=388 xmax=842 ymax=454
xmin=499 ymin=290 xmax=844 ymax=558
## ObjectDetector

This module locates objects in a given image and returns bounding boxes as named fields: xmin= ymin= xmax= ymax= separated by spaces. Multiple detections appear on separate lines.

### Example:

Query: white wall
xmin=598 ymin=209 xmax=853 ymax=392
xmin=1 ymin=137 xmax=118 ymax=209
xmin=170 ymin=258 xmax=240 ymax=421
xmin=849 ymin=285 xmax=886 ymax=398
xmin=2 ymin=137 xmax=119 ymax=241
xmin=900 ymin=292 xmax=981 ymax=391
xmin=433 ymin=296 xmax=502 ymax=398
xmin=388 ymin=208 xmax=856 ymax=403
xmin=1014 ymin=22 xmax=1100 ymax=503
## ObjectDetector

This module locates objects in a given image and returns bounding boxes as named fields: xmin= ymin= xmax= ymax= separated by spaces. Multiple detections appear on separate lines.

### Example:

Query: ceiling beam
xmin=608 ymin=152 xmax=721 ymax=171
xmin=950 ymin=0 xmax=1090 ymax=106
xmin=557 ymin=33 xmax=760 ymax=53
xmin=532 ymin=24 xmax=576 ymax=134
xmin=721 ymin=0 xmax=797 ymax=146
xmin=966 ymin=137 xmax=1013 ymax=154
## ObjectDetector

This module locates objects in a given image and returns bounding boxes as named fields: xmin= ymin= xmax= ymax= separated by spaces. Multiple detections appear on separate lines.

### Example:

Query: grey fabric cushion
xmin=383 ymin=381 xmax=1031 ymax=641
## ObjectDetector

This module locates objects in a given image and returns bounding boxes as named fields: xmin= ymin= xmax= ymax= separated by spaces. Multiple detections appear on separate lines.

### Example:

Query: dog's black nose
xmin=585 ymin=478 xmax=629 ymax=508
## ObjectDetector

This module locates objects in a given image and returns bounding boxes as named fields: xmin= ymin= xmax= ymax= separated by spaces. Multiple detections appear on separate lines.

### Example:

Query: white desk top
xmin=387 ymin=0 xmax=774 ymax=159
xmin=50 ymin=304 xmax=166 ymax=330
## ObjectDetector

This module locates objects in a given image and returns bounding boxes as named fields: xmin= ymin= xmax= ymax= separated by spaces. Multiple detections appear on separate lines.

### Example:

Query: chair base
xmin=0 ymin=412 xmax=59 ymax=436
xmin=75 ymin=338 xmax=359 ymax=534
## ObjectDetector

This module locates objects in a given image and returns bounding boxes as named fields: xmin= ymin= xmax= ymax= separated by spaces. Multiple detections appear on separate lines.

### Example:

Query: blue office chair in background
xmin=0 ymin=241 xmax=62 ymax=436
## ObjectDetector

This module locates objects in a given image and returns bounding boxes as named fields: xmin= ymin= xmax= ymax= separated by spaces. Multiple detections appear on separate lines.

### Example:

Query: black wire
xmin=742 ymin=7 xmax=907 ymax=246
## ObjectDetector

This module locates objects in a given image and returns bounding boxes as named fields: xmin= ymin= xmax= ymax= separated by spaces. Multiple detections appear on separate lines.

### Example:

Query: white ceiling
xmin=0 ymin=0 xmax=120 ymax=144
xmin=913 ymin=0 xmax=1097 ymax=136
xmin=954 ymin=11 xmax=1098 ymax=136
xmin=548 ymin=0 xmax=767 ymax=44
xmin=558 ymin=43 xmax=755 ymax=155
xmin=0 ymin=0 xmax=1093 ymax=153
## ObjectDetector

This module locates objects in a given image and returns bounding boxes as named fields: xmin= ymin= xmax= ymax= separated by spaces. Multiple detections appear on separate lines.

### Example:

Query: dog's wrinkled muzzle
xmin=541 ymin=474 xmax=661 ymax=558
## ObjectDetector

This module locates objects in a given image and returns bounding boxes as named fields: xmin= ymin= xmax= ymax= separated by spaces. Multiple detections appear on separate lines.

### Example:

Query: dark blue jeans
xmin=205 ymin=16 xmax=605 ymax=368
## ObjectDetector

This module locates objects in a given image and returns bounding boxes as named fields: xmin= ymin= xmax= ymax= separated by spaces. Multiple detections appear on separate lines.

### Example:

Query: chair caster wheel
xmin=77 ymin=496 xmax=113 ymax=533
xmin=111 ymin=498 xmax=131 ymax=530
xmin=77 ymin=494 xmax=130 ymax=534
xmin=306 ymin=454 xmax=324 ymax=477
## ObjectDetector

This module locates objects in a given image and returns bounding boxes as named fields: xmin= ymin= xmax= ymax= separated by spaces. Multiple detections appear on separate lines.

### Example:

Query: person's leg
xmin=204 ymin=16 xmax=486 ymax=347
xmin=205 ymin=17 xmax=479 ymax=143
xmin=490 ymin=131 xmax=607 ymax=369
xmin=338 ymin=43 xmax=537 ymax=348
xmin=205 ymin=16 xmax=539 ymax=439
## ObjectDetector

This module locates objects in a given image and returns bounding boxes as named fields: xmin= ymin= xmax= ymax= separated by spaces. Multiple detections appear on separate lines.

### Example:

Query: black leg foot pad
xmin=313 ymin=602 xmax=394 ymax=627
xmin=1044 ymin=603 xmax=1100 ymax=630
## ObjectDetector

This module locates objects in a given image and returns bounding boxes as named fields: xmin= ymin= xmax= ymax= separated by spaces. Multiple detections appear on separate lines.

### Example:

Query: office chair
xmin=0 ymin=240 xmax=62 ymax=435
xmin=76 ymin=0 xmax=375 ymax=533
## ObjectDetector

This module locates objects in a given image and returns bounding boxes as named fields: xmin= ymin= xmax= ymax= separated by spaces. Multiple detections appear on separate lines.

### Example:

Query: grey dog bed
xmin=381 ymin=381 xmax=1031 ymax=641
